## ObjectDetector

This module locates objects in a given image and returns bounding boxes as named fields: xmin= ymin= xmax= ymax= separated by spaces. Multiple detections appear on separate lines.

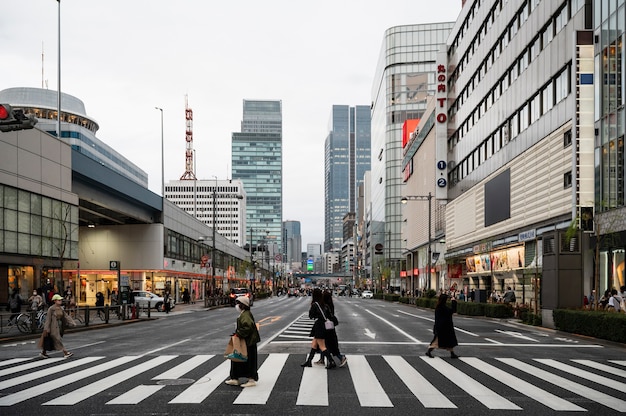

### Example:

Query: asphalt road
xmin=0 ymin=295 xmax=625 ymax=415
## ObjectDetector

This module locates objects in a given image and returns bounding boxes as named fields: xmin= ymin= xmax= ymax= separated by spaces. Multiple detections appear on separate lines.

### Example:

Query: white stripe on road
xmin=422 ymin=356 xmax=521 ymax=410
xmin=461 ymin=357 xmax=584 ymax=411
xmin=0 ymin=358 xmax=31 ymax=368
xmin=0 ymin=356 xmax=138 ymax=406
xmin=384 ymin=355 xmax=456 ymax=408
xmin=153 ymin=355 xmax=213 ymax=379
xmin=576 ymin=360 xmax=626 ymax=379
xmin=0 ymin=357 xmax=103 ymax=391
xmin=365 ymin=309 xmax=422 ymax=344
xmin=234 ymin=353 xmax=288 ymax=404
xmin=106 ymin=385 xmax=165 ymax=405
xmin=43 ymin=355 xmax=177 ymax=405
xmin=349 ymin=355 xmax=393 ymax=407
xmin=169 ymin=360 xmax=230 ymax=403
xmin=296 ymin=362 xmax=328 ymax=406
xmin=536 ymin=359 xmax=626 ymax=393
xmin=498 ymin=358 xmax=626 ymax=412
xmin=0 ymin=358 xmax=64 ymax=377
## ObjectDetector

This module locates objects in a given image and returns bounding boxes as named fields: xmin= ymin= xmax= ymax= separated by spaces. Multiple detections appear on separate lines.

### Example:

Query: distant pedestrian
xmin=503 ymin=287 xmax=516 ymax=304
xmin=95 ymin=291 xmax=105 ymax=318
xmin=164 ymin=291 xmax=171 ymax=314
xmin=28 ymin=290 xmax=43 ymax=312
xmin=7 ymin=289 xmax=22 ymax=324
xmin=38 ymin=294 xmax=75 ymax=358
xmin=224 ymin=296 xmax=260 ymax=387
xmin=426 ymin=293 xmax=459 ymax=359
xmin=42 ymin=279 xmax=54 ymax=306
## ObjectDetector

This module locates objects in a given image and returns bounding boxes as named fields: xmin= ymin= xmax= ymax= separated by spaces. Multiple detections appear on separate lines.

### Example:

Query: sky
xmin=1 ymin=0 xmax=462 ymax=249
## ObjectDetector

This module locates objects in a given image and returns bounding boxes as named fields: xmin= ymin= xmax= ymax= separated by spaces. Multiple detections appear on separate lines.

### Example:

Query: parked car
xmin=229 ymin=287 xmax=253 ymax=306
xmin=361 ymin=290 xmax=374 ymax=299
xmin=131 ymin=290 xmax=171 ymax=311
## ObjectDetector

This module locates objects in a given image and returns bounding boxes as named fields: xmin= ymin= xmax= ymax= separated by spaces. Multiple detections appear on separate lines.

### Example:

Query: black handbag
xmin=43 ymin=335 xmax=54 ymax=351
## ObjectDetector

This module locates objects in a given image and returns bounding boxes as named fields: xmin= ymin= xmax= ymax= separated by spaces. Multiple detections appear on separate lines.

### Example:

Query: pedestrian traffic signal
xmin=0 ymin=104 xmax=38 ymax=132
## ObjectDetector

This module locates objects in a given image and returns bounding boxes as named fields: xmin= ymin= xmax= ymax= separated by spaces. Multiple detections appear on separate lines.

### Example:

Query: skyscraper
xmin=283 ymin=220 xmax=302 ymax=269
xmin=324 ymin=105 xmax=371 ymax=252
xmin=232 ymin=99 xmax=283 ymax=258
xmin=370 ymin=23 xmax=454 ymax=272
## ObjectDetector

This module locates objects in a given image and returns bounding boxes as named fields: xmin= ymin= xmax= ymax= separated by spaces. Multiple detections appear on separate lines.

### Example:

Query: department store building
xmin=405 ymin=0 xmax=598 ymax=325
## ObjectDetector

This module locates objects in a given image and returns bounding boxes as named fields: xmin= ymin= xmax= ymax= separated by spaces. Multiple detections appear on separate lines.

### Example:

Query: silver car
xmin=131 ymin=291 xmax=166 ymax=311
xmin=361 ymin=290 xmax=374 ymax=299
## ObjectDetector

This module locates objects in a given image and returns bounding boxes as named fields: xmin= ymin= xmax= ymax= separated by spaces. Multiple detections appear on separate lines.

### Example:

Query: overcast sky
xmin=1 ymin=0 xmax=462 ymax=248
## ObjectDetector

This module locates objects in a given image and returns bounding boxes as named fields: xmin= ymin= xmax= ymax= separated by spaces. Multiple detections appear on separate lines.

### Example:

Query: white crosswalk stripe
xmin=0 ymin=354 xmax=624 ymax=411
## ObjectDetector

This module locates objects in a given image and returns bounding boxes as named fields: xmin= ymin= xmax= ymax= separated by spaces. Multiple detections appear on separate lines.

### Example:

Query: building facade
xmin=0 ymin=87 xmax=148 ymax=187
xmin=370 ymin=23 xmax=455 ymax=289
xmin=324 ymin=105 xmax=371 ymax=252
xmin=283 ymin=220 xmax=302 ymax=270
xmin=594 ymin=0 xmax=626 ymax=294
xmin=232 ymin=100 xmax=283 ymax=263
xmin=165 ymin=179 xmax=247 ymax=246
xmin=440 ymin=0 xmax=593 ymax=324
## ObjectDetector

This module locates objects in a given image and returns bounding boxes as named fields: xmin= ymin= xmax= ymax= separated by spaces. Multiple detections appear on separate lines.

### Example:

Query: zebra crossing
xmin=1 ymin=352 xmax=625 ymax=411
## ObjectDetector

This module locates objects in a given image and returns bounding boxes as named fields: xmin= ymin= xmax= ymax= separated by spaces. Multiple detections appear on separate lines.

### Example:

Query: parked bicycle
xmin=15 ymin=309 xmax=47 ymax=334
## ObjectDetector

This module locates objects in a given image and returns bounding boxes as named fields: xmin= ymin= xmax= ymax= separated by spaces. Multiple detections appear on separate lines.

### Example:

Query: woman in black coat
xmin=426 ymin=293 xmax=459 ymax=358
xmin=300 ymin=288 xmax=336 ymax=369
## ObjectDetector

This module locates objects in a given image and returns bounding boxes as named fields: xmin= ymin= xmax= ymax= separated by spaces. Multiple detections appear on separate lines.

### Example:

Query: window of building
xmin=563 ymin=171 xmax=572 ymax=188
xmin=564 ymin=129 xmax=572 ymax=147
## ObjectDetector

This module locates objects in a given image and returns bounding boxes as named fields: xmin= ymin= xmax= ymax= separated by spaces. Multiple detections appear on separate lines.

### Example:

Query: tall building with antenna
xmin=165 ymin=97 xmax=247 ymax=246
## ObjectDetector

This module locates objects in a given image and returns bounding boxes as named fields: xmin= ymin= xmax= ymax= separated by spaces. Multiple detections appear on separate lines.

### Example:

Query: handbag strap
xmin=315 ymin=302 xmax=328 ymax=320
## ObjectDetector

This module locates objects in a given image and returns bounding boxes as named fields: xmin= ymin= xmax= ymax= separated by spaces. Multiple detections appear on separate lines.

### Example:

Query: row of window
xmin=450 ymin=1 xmax=572 ymax=141
xmin=448 ymin=65 xmax=571 ymax=186
xmin=0 ymin=185 xmax=79 ymax=259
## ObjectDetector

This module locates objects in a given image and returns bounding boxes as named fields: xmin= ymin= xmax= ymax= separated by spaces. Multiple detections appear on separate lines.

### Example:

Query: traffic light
xmin=0 ymin=104 xmax=38 ymax=132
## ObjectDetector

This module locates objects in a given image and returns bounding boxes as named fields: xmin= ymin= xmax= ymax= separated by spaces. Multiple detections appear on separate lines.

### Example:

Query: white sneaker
xmin=224 ymin=379 xmax=240 ymax=386
xmin=240 ymin=379 xmax=256 ymax=388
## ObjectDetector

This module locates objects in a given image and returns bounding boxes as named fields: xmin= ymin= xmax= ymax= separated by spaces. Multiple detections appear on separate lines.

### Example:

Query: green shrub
xmin=485 ymin=303 xmax=515 ymax=318
xmin=455 ymin=301 xmax=485 ymax=316
xmin=553 ymin=309 xmax=626 ymax=343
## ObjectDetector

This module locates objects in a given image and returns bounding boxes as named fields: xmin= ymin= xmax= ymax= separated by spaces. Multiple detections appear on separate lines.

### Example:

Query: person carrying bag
xmin=223 ymin=296 xmax=260 ymax=388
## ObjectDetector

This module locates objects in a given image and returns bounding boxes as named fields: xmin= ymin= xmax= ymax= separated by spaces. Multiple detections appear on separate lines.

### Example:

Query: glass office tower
xmin=370 ymin=23 xmax=454 ymax=268
xmin=232 ymin=100 xmax=283 ymax=258
xmin=324 ymin=105 xmax=371 ymax=252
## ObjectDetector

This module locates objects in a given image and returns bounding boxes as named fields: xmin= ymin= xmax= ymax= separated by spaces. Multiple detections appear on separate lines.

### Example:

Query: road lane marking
xmin=153 ymin=354 xmax=213 ymax=379
xmin=169 ymin=360 xmax=230 ymax=404
xmin=0 ymin=356 xmax=138 ymax=406
xmin=349 ymin=355 xmax=393 ymax=407
xmin=422 ymin=356 xmax=521 ymax=410
xmin=297 ymin=363 xmax=328 ymax=406
xmin=498 ymin=358 xmax=626 ymax=412
xmin=363 ymin=309 xmax=422 ymax=344
xmin=384 ymin=355 xmax=456 ymax=408
xmin=44 ymin=355 xmax=178 ymax=405
xmin=461 ymin=357 xmax=585 ymax=411
xmin=0 ymin=357 xmax=103 ymax=391
xmin=106 ymin=385 xmax=165 ymax=405
xmin=536 ymin=359 xmax=626 ymax=393
xmin=235 ymin=353 xmax=288 ymax=404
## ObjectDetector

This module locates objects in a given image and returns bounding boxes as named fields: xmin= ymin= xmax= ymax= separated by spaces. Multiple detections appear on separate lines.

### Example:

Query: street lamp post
xmin=154 ymin=107 xmax=164 ymax=203
xmin=401 ymin=192 xmax=433 ymax=291
xmin=212 ymin=176 xmax=218 ymax=294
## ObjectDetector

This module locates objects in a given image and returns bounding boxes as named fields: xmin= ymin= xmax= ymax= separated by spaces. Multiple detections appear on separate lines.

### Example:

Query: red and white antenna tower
xmin=180 ymin=95 xmax=197 ymax=180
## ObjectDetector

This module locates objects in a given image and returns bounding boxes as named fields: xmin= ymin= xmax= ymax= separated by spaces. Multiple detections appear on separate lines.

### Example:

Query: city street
xmin=0 ymin=296 xmax=625 ymax=415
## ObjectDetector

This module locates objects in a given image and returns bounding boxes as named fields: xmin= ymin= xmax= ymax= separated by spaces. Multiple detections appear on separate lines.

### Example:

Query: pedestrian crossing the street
xmin=0 ymin=353 xmax=625 ymax=411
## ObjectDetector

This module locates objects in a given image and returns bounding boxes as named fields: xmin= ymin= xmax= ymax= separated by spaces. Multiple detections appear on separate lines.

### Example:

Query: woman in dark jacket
xmin=315 ymin=290 xmax=347 ymax=367
xmin=224 ymin=296 xmax=260 ymax=387
xmin=426 ymin=293 xmax=459 ymax=358
xmin=301 ymin=288 xmax=336 ymax=369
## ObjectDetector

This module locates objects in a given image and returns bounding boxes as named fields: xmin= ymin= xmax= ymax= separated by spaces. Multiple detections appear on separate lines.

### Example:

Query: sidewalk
xmin=0 ymin=300 xmax=228 ymax=344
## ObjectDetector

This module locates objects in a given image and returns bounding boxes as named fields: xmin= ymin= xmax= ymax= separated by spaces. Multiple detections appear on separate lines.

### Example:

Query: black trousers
xmin=230 ymin=343 xmax=258 ymax=381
